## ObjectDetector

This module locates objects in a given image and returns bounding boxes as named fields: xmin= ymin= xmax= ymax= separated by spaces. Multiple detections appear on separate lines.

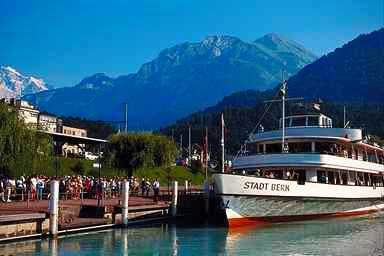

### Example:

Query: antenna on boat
xmin=264 ymin=70 xmax=303 ymax=153
xmin=281 ymin=71 xmax=288 ymax=153
xmin=234 ymin=70 xmax=302 ymax=159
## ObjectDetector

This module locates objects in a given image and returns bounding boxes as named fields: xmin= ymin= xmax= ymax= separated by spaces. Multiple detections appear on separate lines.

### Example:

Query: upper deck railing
xmin=249 ymin=127 xmax=362 ymax=143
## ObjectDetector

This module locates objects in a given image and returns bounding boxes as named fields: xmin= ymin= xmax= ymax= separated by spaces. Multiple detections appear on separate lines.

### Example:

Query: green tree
xmin=105 ymin=133 xmax=177 ymax=176
xmin=0 ymin=103 xmax=53 ymax=177
xmin=70 ymin=161 xmax=86 ymax=175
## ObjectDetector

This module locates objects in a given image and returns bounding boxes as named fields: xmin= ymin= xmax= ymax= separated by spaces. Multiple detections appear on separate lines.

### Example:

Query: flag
xmin=221 ymin=112 xmax=225 ymax=128
xmin=221 ymin=113 xmax=225 ymax=145
xmin=279 ymin=80 xmax=287 ymax=97
xmin=313 ymin=103 xmax=321 ymax=111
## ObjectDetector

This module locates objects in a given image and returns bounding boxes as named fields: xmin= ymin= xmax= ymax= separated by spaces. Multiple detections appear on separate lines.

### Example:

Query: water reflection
xmin=224 ymin=215 xmax=384 ymax=255
xmin=0 ymin=216 xmax=383 ymax=255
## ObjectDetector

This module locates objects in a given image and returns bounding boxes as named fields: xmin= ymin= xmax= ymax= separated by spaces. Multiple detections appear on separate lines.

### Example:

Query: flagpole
xmin=221 ymin=113 xmax=225 ymax=173
xmin=205 ymin=127 xmax=208 ymax=180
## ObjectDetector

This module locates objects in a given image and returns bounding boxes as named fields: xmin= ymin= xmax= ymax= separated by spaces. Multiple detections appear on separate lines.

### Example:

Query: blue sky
xmin=0 ymin=0 xmax=382 ymax=87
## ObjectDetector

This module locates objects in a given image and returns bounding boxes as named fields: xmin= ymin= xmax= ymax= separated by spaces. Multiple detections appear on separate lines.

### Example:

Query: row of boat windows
xmin=236 ymin=169 xmax=384 ymax=187
xmin=249 ymin=142 xmax=384 ymax=165
xmin=279 ymin=116 xmax=332 ymax=128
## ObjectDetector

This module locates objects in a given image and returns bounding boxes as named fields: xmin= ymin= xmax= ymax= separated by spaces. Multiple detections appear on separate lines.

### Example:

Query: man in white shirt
xmin=152 ymin=179 xmax=160 ymax=203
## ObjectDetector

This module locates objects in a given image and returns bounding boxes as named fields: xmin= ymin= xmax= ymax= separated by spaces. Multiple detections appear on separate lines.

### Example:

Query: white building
xmin=1 ymin=98 xmax=40 ymax=129
xmin=38 ymin=112 xmax=61 ymax=133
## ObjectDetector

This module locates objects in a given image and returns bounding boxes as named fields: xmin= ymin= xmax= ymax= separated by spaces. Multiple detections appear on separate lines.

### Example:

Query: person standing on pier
xmin=140 ymin=178 xmax=146 ymax=196
xmin=146 ymin=179 xmax=151 ymax=197
xmin=153 ymin=179 xmax=160 ymax=203
xmin=0 ymin=177 xmax=5 ymax=202
xmin=36 ymin=176 xmax=45 ymax=200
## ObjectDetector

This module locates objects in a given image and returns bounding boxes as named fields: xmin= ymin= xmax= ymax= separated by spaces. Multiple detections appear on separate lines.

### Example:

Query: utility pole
xmin=124 ymin=103 xmax=128 ymax=133
xmin=205 ymin=127 xmax=208 ymax=179
xmin=97 ymin=144 xmax=101 ymax=207
xmin=188 ymin=126 xmax=191 ymax=166
xmin=179 ymin=134 xmax=183 ymax=158
xmin=221 ymin=113 xmax=225 ymax=173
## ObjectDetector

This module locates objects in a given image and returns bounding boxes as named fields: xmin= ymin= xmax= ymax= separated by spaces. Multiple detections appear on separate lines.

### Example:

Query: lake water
xmin=1 ymin=215 xmax=383 ymax=255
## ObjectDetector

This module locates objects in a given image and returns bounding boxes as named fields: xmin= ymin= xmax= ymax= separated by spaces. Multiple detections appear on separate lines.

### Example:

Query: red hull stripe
xmin=228 ymin=209 xmax=381 ymax=228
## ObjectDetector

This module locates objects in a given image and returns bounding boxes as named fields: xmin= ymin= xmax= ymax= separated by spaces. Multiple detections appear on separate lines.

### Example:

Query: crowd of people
xmin=0 ymin=175 xmax=162 ymax=203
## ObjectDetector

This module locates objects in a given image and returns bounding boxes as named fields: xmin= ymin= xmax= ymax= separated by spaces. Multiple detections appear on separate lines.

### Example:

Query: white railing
xmin=249 ymin=127 xmax=362 ymax=143
xmin=233 ymin=153 xmax=384 ymax=173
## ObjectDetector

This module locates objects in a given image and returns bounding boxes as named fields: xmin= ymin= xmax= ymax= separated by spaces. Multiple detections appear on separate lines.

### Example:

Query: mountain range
xmin=23 ymin=33 xmax=317 ymax=129
xmin=0 ymin=66 xmax=49 ymax=99
xmin=162 ymin=28 xmax=384 ymax=155
xmin=201 ymin=28 xmax=384 ymax=114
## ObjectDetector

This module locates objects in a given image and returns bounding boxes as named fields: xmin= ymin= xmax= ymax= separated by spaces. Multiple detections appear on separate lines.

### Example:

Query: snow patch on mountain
xmin=0 ymin=66 xmax=48 ymax=98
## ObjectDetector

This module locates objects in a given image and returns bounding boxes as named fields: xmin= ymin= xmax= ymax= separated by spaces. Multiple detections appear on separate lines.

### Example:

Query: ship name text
xmin=243 ymin=181 xmax=290 ymax=192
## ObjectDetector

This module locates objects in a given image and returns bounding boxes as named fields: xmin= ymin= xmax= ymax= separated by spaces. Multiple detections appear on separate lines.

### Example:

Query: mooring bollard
xmin=203 ymin=179 xmax=210 ymax=215
xmin=171 ymin=180 xmax=178 ymax=217
xmin=49 ymin=180 xmax=59 ymax=238
xmin=184 ymin=180 xmax=188 ymax=194
xmin=122 ymin=181 xmax=129 ymax=227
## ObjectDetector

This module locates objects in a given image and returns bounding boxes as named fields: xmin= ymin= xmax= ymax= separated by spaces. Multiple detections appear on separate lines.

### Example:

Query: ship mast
xmin=264 ymin=71 xmax=301 ymax=153
xmin=281 ymin=78 xmax=288 ymax=153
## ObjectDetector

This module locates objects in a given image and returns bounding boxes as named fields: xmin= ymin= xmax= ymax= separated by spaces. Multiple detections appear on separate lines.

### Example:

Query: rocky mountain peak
xmin=75 ymin=73 xmax=114 ymax=90
xmin=0 ymin=65 xmax=48 ymax=98
xmin=201 ymin=35 xmax=240 ymax=48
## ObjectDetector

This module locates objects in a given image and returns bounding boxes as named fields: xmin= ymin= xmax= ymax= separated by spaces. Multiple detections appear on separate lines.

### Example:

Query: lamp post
xmin=97 ymin=144 xmax=101 ymax=207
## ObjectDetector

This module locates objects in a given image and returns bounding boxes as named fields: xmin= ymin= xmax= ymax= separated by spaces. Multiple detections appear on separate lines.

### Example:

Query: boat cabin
xmin=233 ymin=113 xmax=384 ymax=188
xmin=246 ymin=114 xmax=384 ymax=165
xmin=279 ymin=114 xmax=332 ymax=128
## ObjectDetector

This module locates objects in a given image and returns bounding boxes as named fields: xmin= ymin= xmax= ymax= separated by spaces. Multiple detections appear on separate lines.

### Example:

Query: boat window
xmin=356 ymin=172 xmax=364 ymax=186
xmin=247 ymin=143 xmax=258 ymax=154
xmin=291 ymin=117 xmax=306 ymax=127
xmin=266 ymin=143 xmax=281 ymax=153
xmin=307 ymin=116 xmax=318 ymax=126
xmin=328 ymin=171 xmax=335 ymax=184
xmin=368 ymin=153 xmax=376 ymax=163
xmin=280 ymin=118 xmax=290 ymax=128
xmin=316 ymin=142 xmax=339 ymax=155
xmin=341 ymin=171 xmax=348 ymax=185
xmin=289 ymin=142 xmax=311 ymax=153
xmin=262 ymin=170 xmax=282 ymax=179
xmin=348 ymin=171 xmax=356 ymax=185
xmin=364 ymin=173 xmax=370 ymax=186
xmin=317 ymin=170 xmax=327 ymax=183
xmin=372 ymin=175 xmax=378 ymax=187
xmin=335 ymin=171 xmax=341 ymax=185
xmin=297 ymin=170 xmax=306 ymax=185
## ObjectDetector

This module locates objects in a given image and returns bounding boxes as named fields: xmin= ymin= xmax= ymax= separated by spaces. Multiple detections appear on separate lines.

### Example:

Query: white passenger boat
xmin=212 ymin=81 xmax=384 ymax=228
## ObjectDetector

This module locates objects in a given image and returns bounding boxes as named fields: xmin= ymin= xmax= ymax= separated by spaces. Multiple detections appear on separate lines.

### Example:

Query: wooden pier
xmin=0 ymin=196 xmax=171 ymax=242
xmin=0 ymin=187 xmax=225 ymax=243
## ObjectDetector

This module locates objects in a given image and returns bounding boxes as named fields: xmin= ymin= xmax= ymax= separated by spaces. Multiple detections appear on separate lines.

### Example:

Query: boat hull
xmin=212 ymin=173 xmax=384 ymax=227
xmin=221 ymin=195 xmax=384 ymax=228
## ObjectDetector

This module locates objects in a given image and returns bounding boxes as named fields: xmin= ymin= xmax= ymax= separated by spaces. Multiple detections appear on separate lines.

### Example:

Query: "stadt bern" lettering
xmin=243 ymin=181 xmax=290 ymax=192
